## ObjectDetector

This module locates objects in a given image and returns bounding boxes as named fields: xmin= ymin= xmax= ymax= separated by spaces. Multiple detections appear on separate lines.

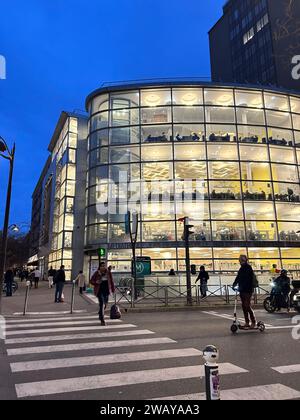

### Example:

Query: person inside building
xmin=168 ymin=269 xmax=176 ymax=276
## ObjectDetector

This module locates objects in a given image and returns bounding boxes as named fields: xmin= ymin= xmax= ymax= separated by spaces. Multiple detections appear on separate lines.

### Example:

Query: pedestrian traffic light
xmin=191 ymin=264 xmax=197 ymax=275
xmin=97 ymin=248 xmax=106 ymax=258
xmin=184 ymin=222 xmax=194 ymax=240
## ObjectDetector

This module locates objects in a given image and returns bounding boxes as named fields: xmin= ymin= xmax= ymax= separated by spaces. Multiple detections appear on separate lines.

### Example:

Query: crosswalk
xmin=3 ymin=313 xmax=300 ymax=400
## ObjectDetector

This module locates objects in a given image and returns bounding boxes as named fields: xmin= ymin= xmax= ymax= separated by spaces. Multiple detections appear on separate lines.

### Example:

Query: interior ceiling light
xmin=181 ymin=93 xmax=197 ymax=105
xmin=145 ymin=94 xmax=161 ymax=106
xmin=218 ymin=94 xmax=232 ymax=103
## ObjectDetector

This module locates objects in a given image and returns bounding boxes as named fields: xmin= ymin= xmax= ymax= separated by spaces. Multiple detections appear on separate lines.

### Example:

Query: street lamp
xmin=0 ymin=136 xmax=16 ymax=314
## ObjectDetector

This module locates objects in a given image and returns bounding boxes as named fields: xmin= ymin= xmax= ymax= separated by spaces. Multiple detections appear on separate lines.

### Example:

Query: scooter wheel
xmin=258 ymin=323 xmax=265 ymax=333
xmin=231 ymin=324 xmax=238 ymax=334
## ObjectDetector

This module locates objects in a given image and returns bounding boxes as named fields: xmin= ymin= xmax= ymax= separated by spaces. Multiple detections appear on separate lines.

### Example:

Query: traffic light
xmin=184 ymin=222 xmax=194 ymax=241
xmin=191 ymin=264 xmax=197 ymax=275
xmin=97 ymin=248 xmax=106 ymax=258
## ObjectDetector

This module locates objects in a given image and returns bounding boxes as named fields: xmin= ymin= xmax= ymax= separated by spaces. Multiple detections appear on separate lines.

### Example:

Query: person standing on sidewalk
xmin=54 ymin=265 xmax=65 ymax=303
xmin=33 ymin=268 xmax=41 ymax=289
xmin=75 ymin=271 xmax=87 ymax=295
xmin=195 ymin=265 xmax=210 ymax=298
xmin=4 ymin=268 xmax=14 ymax=297
xmin=233 ymin=255 xmax=257 ymax=329
xmin=90 ymin=262 xmax=115 ymax=326
xmin=48 ymin=266 xmax=56 ymax=289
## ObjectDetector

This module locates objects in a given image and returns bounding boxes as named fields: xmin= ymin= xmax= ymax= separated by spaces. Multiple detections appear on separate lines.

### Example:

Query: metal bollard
xmin=131 ymin=278 xmax=135 ymax=308
xmin=202 ymin=345 xmax=220 ymax=401
xmin=23 ymin=280 xmax=31 ymax=316
xmin=164 ymin=286 xmax=169 ymax=307
xmin=70 ymin=280 xmax=76 ymax=314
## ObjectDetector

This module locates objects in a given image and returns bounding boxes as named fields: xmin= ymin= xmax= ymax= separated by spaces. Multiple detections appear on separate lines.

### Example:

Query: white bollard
xmin=202 ymin=345 xmax=220 ymax=401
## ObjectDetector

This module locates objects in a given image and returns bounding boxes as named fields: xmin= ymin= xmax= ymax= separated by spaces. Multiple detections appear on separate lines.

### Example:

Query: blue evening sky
xmin=0 ymin=0 xmax=224 ymax=227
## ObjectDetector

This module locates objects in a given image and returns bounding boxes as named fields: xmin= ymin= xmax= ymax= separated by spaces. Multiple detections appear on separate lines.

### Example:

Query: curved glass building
xmin=85 ymin=82 xmax=300 ymax=275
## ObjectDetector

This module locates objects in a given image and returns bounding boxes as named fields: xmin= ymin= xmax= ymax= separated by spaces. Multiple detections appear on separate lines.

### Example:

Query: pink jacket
xmin=90 ymin=269 xmax=115 ymax=296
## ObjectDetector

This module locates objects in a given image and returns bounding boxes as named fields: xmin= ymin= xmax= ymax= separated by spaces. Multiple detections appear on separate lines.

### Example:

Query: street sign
xmin=133 ymin=257 xmax=151 ymax=278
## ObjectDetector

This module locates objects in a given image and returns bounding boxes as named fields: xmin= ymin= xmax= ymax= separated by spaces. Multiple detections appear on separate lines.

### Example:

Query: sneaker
xmin=250 ymin=323 xmax=257 ymax=329
xmin=100 ymin=320 xmax=106 ymax=326
xmin=242 ymin=323 xmax=250 ymax=329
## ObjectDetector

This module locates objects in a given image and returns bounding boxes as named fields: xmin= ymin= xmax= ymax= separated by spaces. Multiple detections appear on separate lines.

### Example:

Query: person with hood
xmin=233 ymin=255 xmax=256 ymax=329
xmin=90 ymin=262 xmax=115 ymax=326
xmin=195 ymin=265 xmax=210 ymax=298
xmin=4 ymin=268 xmax=14 ymax=297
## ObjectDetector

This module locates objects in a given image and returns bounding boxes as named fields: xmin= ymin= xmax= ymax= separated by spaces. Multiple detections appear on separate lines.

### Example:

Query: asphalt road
xmin=0 ymin=303 xmax=299 ymax=401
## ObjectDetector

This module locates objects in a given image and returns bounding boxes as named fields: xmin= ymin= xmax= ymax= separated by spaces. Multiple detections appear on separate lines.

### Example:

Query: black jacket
xmin=48 ymin=269 xmax=56 ymax=277
xmin=233 ymin=263 xmax=254 ymax=293
xmin=54 ymin=269 xmax=65 ymax=283
xmin=4 ymin=270 xmax=14 ymax=283
xmin=196 ymin=271 xmax=209 ymax=284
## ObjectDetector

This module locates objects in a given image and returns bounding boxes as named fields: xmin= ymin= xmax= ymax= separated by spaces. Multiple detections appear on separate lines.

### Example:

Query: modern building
xmin=209 ymin=0 xmax=300 ymax=91
xmin=30 ymin=81 xmax=300 ymax=279
xmin=29 ymin=111 xmax=88 ymax=280
xmin=84 ymin=81 xmax=300 ymax=276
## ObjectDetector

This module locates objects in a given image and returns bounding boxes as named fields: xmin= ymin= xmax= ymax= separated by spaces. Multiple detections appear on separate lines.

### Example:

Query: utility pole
xmin=179 ymin=217 xmax=194 ymax=306
xmin=126 ymin=211 xmax=139 ymax=300
xmin=0 ymin=139 xmax=16 ymax=314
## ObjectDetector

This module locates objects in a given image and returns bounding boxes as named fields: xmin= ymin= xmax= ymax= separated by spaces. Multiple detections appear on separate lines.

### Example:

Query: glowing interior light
xmin=145 ymin=94 xmax=161 ymax=106
xmin=181 ymin=93 xmax=197 ymax=105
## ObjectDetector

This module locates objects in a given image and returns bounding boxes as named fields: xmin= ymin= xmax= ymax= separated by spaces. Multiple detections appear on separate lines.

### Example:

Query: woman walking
xmin=90 ymin=262 xmax=115 ymax=326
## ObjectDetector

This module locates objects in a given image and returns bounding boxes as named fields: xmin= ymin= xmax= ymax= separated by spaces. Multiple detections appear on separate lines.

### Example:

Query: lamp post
xmin=0 ymin=137 xmax=16 ymax=314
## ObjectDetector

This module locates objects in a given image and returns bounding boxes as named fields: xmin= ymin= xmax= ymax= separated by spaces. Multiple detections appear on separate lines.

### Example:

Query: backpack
xmin=252 ymin=273 xmax=259 ymax=289
xmin=110 ymin=304 xmax=121 ymax=320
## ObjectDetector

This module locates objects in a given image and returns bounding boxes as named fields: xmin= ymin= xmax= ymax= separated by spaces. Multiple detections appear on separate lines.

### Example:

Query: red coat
xmin=90 ymin=269 xmax=115 ymax=296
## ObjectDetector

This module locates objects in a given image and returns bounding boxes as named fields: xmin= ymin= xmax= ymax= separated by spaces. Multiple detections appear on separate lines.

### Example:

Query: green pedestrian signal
xmin=97 ymin=248 xmax=106 ymax=258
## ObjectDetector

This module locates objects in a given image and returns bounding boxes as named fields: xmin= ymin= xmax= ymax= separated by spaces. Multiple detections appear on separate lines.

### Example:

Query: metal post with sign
xmin=179 ymin=217 xmax=194 ymax=306
xmin=126 ymin=211 xmax=139 ymax=300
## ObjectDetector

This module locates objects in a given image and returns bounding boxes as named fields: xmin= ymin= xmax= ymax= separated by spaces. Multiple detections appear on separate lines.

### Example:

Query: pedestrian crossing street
xmin=3 ymin=313 xmax=300 ymax=400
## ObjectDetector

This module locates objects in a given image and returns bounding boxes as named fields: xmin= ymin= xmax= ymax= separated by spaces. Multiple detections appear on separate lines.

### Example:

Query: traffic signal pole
xmin=184 ymin=217 xmax=193 ymax=306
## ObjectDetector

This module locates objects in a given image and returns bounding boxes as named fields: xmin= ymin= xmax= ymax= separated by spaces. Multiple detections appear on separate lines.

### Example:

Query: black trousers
xmin=98 ymin=292 xmax=109 ymax=321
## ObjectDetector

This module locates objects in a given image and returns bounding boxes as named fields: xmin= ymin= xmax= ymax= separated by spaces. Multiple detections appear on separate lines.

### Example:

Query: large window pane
xmin=110 ymin=145 xmax=140 ymax=163
xmin=206 ymin=124 xmax=237 ymax=142
xmin=110 ymin=163 xmax=140 ymax=182
xmin=90 ymin=147 xmax=109 ymax=166
xmin=174 ymin=144 xmax=206 ymax=160
xmin=244 ymin=202 xmax=275 ymax=220
xmin=174 ymin=124 xmax=204 ymax=142
xmin=210 ymin=181 xmax=241 ymax=200
xmin=141 ymin=107 xmax=171 ymax=124
xmin=109 ymin=223 xmax=130 ymax=243
xmin=264 ymin=93 xmax=290 ymax=112
xmin=246 ymin=222 xmax=277 ymax=241
xmin=267 ymin=128 xmax=294 ymax=146
xmin=92 ymin=94 xmax=109 ymax=114
xmin=236 ymin=108 xmax=265 ymax=125
xmin=142 ymin=162 xmax=173 ymax=181
xmin=272 ymin=164 xmax=298 ymax=183
xmin=290 ymin=97 xmax=300 ymax=114
xmin=141 ymin=144 xmax=173 ymax=162
xmin=111 ymin=108 xmax=139 ymax=126
xmin=141 ymin=125 xmax=172 ymax=143
xmin=208 ymin=162 xmax=240 ymax=179
xmin=204 ymin=89 xmax=234 ymax=106
xmin=205 ymin=107 xmax=236 ymax=124
xmin=141 ymin=89 xmax=171 ymax=107
xmin=210 ymin=202 xmax=243 ymax=219
xmin=172 ymin=88 xmax=203 ymax=105
xmin=235 ymin=90 xmax=263 ymax=108
xmin=293 ymin=114 xmax=300 ymax=130
xmin=110 ymin=126 xmax=140 ymax=145
xmin=238 ymin=125 xmax=267 ymax=144
xmin=276 ymin=203 xmax=300 ymax=221
xmin=91 ymin=112 xmax=109 ymax=131
xmin=242 ymin=181 xmax=273 ymax=201
xmin=90 ymin=129 xmax=109 ymax=149
xmin=239 ymin=144 xmax=269 ymax=161
xmin=142 ymin=221 xmax=176 ymax=242
xmin=278 ymin=222 xmax=300 ymax=241
xmin=175 ymin=161 xmax=207 ymax=179
xmin=110 ymin=91 xmax=139 ymax=109
xmin=173 ymin=106 xmax=204 ymax=123
xmin=87 ymin=224 xmax=107 ymax=244
xmin=207 ymin=143 xmax=238 ymax=160
xmin=142 ymin=202 xmax=175 ymax=221
xmin=241 ymin=162 xmax=271 ymax=181
xmin=269 ymin=147 xmax=295 ymax=164
xmin=266 ymin=110 xmax=292 ymax=129
xmin=211 ymin=221 xmax=245 ymax=240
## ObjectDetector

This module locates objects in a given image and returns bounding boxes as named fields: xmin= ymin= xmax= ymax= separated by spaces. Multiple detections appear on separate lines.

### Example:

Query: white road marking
xmin=152 ymin=384 xmax=300 ymax=401
xmin=7 ymin=337 xmax=176 ymax=356
xmin=272 ymin=364 xmax=300 ymax=374
xmin=202 ymin=311 xmax=273 ymax=327
xmin=5 ymin=324 xmax=137 ymax=336
xmin=6 ymin=319 xmax=122 ymax=329
xmin=5 ymin=329 xmax=155 ymax=345
xmin=12 ymin=311 xmax=87 ymax=316
xmin=10 ymin=348 xmax=201 ymax=372
xmin=6 ymin=315 xmax=105 ymax=324
xmin=15 ymin=363 xmax=247 ymax=398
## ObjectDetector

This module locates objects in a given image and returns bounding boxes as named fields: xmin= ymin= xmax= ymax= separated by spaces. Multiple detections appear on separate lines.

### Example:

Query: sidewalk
xmin=2 ymin=280 xmax=95 ymax=316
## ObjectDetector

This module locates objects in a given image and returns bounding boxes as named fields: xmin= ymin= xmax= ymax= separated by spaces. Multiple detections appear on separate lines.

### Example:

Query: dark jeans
xmin=240 ymin=292 xmax=256 ymax=324
xmin=34 ymin=277 xmax=39 ymax=288
xmin=6 ymin=281 xmax=12 ymax=297
xmin=200 ymin=282 xmax=208 ymax=297
xmin=79 ymin=287 xmax=84 ymax=295
xmin=55 ymin=282 xmax=64 ymax=302
xmin=98 ymin=292 xmax=109 ymax=321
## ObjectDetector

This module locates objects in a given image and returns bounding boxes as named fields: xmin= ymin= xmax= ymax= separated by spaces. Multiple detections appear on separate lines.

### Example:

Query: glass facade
xmin=49 ymin=117 xmax=78 ymax=280
xmin=86 ymin=85 xmax=300 ymax=273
